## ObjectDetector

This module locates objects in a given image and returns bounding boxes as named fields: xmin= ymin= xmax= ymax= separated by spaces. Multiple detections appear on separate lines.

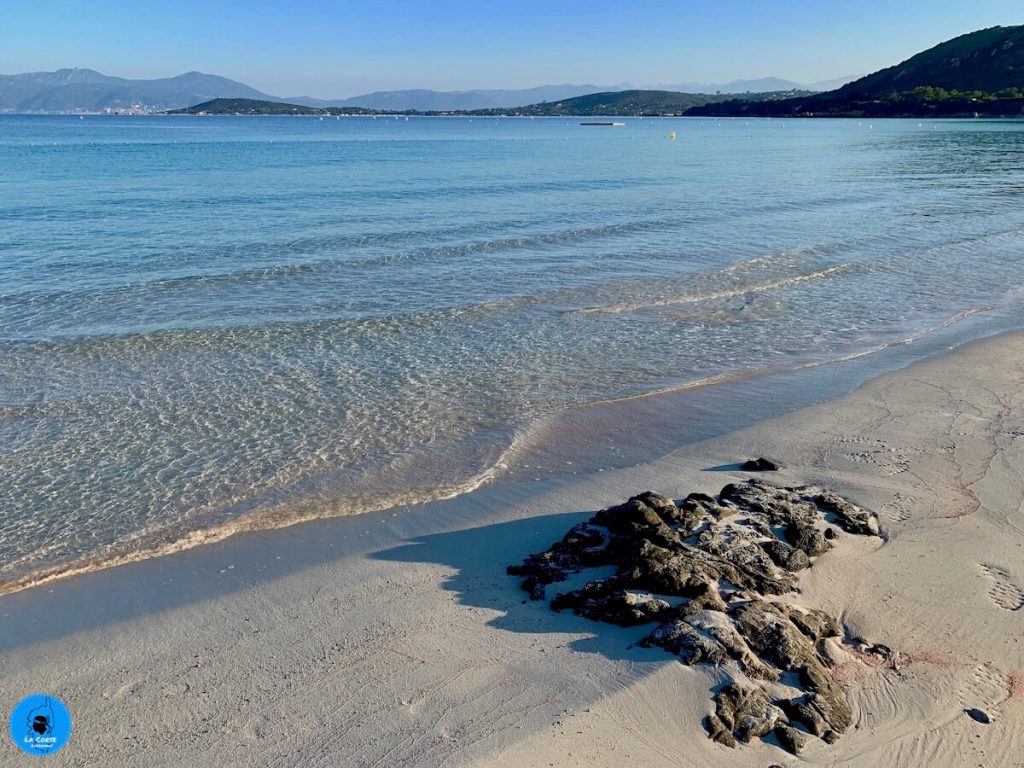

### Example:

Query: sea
xmin=3 ymin=113 xmax=1024 ymax=592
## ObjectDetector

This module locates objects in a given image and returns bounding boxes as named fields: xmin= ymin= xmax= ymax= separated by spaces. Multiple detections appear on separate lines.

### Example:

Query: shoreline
xmin=3 ymin=329 xmax=1024 ymax=765
xmin=1 ymin=300 xmax=1015 ymax=600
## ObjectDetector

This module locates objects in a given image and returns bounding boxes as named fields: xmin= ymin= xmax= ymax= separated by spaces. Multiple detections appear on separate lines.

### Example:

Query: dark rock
xmin=682 ymin=492 xmax=717 ymax=506
xmin=520 ymin=575 xmax=547 ymax=601
xmin=815 ymin=491 xmax=878 ymax=536
xmin=559 ymin=521 xmax=608 ymax=554
xmin=798 ymin=660 xmax=835 ymax=693
xmin=713 ymin=683 xmax=786 ymax=743
xmin=740 ymin=457 xmax=780 ymax=471
xmin=783 ymin=697 xmax=828 ymax=737
xmin=774 ymin=723 xmax=807 ymax=755
xmin=620 ymin=541 xmax=737 ymax=597
xmin=641 ymin=619 xmax=727 ymax=665
xmin=686 ymin=610 xmax=777 ymax=681
xmin=760 ymin=539 xmax=811 ymax=572
xmin=552 ymin=582 xmax=670 ymax=626
xmin=732 ymin=600 xmax=819 ymax=672
xmin=680 ymin=491 xmax=735 ymax=522
xmin=507 ymin=546 xmax=582 ymax=599
xmin=802 ymin=689 xmax=853 ymax=735
xmin=720 ymin=482 xmax=821 ymax=527
xmin=785 ymin=520 xmax=831 ymax=557
xmin=966 ymin=707 xmax=993 ymax=724
xmin=788 ymin=608 xmax=841 ymax=641
xmin=676 ymin=580 xmax=727 ymax=615
xmin=593 ymin=498 xmax=664 ymax=535
xmin=628 ymin=491 xmax=680 ymax=524
xmin=715 ymin=541 xmax=797 ymax=596
xmin=705 ymin=714 xmax=736 ymax=748
xmin=718 ymin=483 xmax=745 ymax=504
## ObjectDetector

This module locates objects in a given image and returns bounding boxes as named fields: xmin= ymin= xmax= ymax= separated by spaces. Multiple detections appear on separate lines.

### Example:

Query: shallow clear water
xmin=2 ymin=114 xmax=1024 ymax=589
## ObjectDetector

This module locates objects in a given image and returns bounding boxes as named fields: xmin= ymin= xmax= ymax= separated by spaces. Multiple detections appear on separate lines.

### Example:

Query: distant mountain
xmin=655 ymin=77 xmax=802 ymax=94
xmin=719 ymin=77 xmax=804 ymax=93
xmin=307 ymin=77 xmax=853 ymax=111
xmin=286 ymin=85 xmax=619 ymax=111
xmin=687 ymin=25 xmax=1024 ymax=118
xmin=802 ymin=75 xmax=862 ymax=92
xmin=0 ymin=68 xmax=276 ymax=112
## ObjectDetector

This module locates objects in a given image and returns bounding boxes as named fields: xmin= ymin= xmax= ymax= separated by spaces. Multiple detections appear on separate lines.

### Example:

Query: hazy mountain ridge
xmin=286 ymin=85 xmax=614 ymax=111
xmin=0 ymin=69 xmax=275 ymax=112
xmin=0 ymin=69 xmax=856 ymax=113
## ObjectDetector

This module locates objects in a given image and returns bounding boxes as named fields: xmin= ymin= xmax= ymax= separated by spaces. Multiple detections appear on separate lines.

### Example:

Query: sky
xmin=2 ymin=1 xmax=1023 ymax=97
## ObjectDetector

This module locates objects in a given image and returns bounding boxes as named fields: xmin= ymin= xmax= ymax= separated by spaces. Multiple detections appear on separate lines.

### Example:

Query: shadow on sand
xmin=374 ymin=509 xmax=688 ymax=664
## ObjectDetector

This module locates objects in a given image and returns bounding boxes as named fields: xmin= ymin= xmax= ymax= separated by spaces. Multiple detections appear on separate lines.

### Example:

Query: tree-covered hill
xmin=687 ymin=25 xmax=1024 ymax=118
xmin=474 ymin=89 xmax=811 ymax=117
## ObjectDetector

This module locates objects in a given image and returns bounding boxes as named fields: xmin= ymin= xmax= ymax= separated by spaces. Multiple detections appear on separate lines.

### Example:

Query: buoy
xmin=668 ymin=131 xmax=676 ymax=140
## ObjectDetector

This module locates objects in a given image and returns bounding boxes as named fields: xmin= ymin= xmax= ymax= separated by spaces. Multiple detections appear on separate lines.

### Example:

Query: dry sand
xmin=3 ymin=331 xmax=1024 ymax=767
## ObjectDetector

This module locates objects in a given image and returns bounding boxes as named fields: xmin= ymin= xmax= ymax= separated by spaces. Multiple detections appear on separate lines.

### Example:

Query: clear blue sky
xmin=2 ymin=1 xmax=1022 ymax=97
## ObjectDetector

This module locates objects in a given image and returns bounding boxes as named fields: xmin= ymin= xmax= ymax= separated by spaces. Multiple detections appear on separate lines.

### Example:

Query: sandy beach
xmin=4 ymin=330 xmax=1024 ymax=767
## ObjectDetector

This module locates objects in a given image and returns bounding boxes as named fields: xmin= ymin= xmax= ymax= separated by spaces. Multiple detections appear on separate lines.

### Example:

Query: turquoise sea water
xmin=3 ymin=114 xmax=1024 ymax=590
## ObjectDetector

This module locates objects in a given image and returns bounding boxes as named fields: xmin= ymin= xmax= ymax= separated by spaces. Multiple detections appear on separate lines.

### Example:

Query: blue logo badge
xmin=9 ymin=694 xmax=71 ymax=755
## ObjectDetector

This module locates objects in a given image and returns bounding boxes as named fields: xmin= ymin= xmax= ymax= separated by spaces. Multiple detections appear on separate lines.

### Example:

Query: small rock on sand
xmin=966 ymin=707 xmax=993 ymax=724
xmin=740 ymin=457 xmax=780 ymax=471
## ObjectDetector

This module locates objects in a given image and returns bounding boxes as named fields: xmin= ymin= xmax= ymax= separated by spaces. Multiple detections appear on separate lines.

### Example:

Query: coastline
xmin=0 ymin=298 xmax=1013 ymax=601
xmin=4 ymin=329 xmax=1024 ymax=765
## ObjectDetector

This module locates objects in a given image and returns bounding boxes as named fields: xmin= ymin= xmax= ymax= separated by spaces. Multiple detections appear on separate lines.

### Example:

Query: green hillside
xmin=479 ymin=89 xmax=811 ymax=116
xmin=840 ymin=25 xmax=1024 ymax=97
xmin=687 ymin=25 xmax=1024 ymax=118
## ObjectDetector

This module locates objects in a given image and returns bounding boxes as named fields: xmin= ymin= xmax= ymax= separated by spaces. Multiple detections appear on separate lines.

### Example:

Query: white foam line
xmin=0 ymin=429 xmax=529 ymax=598
xmin=574 ymin=264 xmax=849 ymax=317
xmin=0 ymin=304 xmax=997 ymax=598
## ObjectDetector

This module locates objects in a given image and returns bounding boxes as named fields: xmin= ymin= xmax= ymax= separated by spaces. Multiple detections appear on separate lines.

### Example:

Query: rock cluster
xmin=508 ymin=479 xmax=880 ymax=754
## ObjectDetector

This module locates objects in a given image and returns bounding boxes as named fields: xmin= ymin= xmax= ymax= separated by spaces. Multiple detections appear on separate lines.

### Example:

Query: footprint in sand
xmin=846 ymin=450 xmax=879 ymax=464
xmin=838 ymin=437 xmax=911 ymax=476
xmin=881 ymin=493 xmax=916 ymax=523
xmin=980 ymin=564 xmax=1024 ymax=612
xmin=958 ymin=660 xmax=1010 ymax=711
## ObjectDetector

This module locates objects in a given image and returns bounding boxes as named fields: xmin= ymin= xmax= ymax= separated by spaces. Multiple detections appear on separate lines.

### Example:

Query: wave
xmin=586 ymin=303 xmax=997 ymax=407
xmin=0 ymin=427 xmax=528 ymax=598
xmin=572 ymin=264 xmax=851 ymax=317
xmin=0 ymin=299 xmax=1002 ymax=598
xmin=0 ymin=216 xmax=684 ymax=306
